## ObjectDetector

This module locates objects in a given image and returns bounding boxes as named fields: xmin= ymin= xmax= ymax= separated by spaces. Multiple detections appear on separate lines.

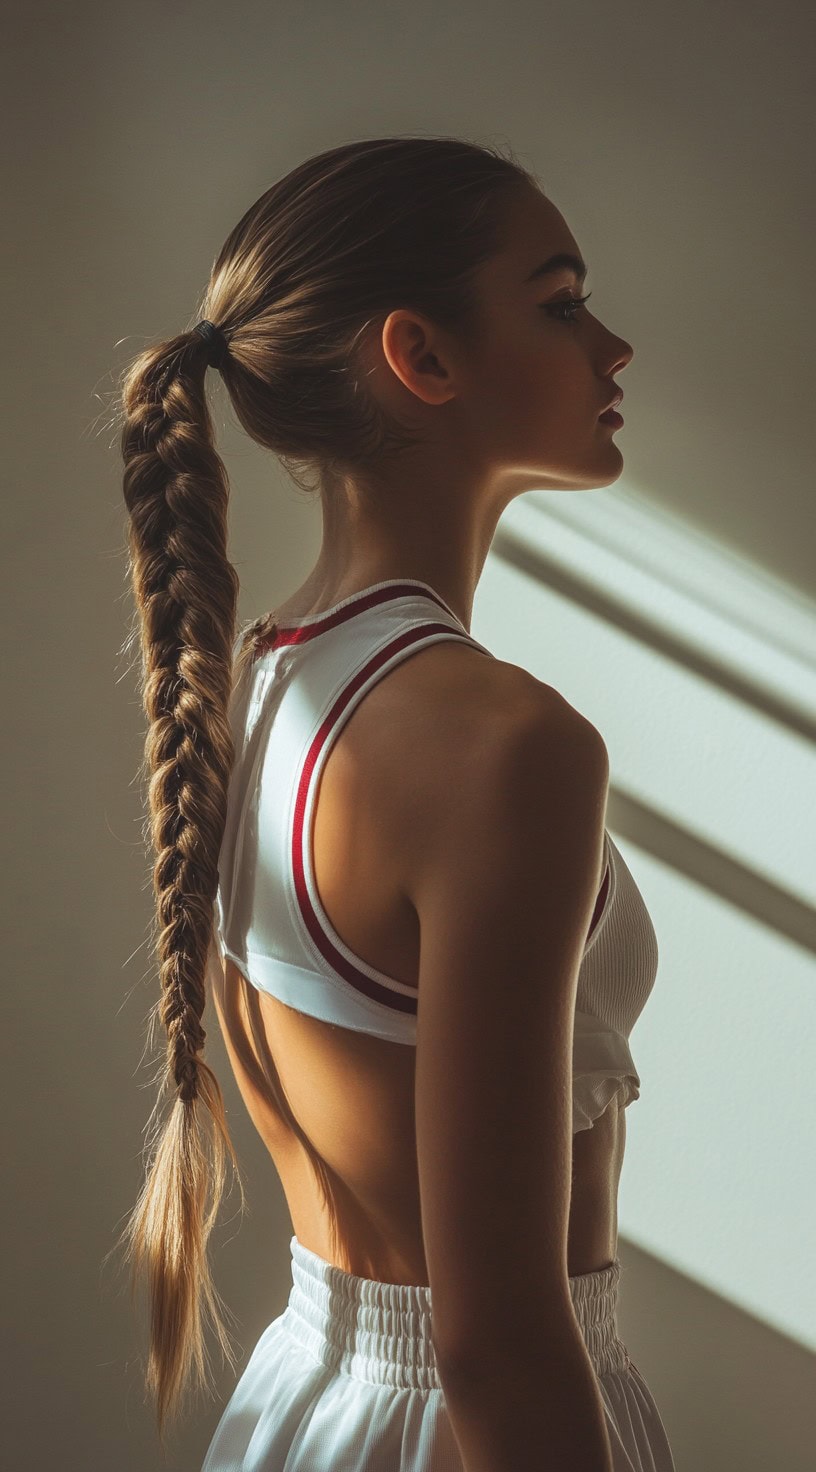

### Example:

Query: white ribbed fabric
xmin=201 ymin=1235 xmax=677 ymax=1471
xmin=211 ymin=577 xmax=660 ymax=1134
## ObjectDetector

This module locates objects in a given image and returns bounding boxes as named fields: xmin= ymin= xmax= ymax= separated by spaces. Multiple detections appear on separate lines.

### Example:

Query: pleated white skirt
xmin=201 ymin=1235 xmax=676 ymax=1471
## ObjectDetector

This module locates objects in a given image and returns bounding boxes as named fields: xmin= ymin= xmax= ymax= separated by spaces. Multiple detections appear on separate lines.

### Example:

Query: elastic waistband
xmin=281 ymin=1236 xmax=630 ymax=1389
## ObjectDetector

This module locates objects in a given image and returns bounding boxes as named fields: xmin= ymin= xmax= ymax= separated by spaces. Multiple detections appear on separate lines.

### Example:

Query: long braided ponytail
xmin=114 ymin=327 xmax=245 ymax=1443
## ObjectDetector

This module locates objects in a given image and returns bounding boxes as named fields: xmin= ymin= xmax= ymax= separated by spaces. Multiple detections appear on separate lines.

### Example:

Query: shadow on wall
xmin=617 ymin=1241 xmax=815 ymax=1472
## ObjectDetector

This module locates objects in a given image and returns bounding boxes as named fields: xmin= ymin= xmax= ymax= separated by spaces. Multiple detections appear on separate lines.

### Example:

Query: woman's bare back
xmin=211 ymin=628 xmax=625 ymax=1285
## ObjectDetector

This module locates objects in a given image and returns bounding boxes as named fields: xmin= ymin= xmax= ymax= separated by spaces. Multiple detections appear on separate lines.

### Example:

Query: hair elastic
xmin=193 ymin=319 xmax=229 ymax=370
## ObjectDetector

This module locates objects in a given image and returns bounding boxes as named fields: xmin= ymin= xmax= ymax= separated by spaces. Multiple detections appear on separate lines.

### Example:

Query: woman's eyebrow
xmin=524 ymin=252 xmax=588 ymax=284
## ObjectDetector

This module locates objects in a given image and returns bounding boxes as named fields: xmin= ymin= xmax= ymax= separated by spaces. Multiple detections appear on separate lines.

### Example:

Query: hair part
xmin=109 ymin=131 xmax=536 ymax=1445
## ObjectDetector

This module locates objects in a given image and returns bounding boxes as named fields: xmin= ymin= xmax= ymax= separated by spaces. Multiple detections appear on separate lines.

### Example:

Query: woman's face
xmin=453 ymin=184 xmax=635 ymax=494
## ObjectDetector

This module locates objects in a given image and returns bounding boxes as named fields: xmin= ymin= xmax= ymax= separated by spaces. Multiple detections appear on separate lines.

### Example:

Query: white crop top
xmin=209 ymin=577 xmax=659 ymax=1133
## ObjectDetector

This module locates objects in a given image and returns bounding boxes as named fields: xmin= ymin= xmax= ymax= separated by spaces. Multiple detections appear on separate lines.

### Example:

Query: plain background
xmin=3 ymin=1 xmax=814 ymax=1468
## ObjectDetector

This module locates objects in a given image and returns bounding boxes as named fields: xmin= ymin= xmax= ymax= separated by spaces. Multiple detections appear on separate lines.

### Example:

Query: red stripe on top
xmin=289 ymin=606 xmax=612 ymax=1006
xmin=586 ymin=861 xmax=611 ymax=943
xmin=291 ymin=623 xmax=479 ymax=1012
xmin=260 ymin=582 xmax=459 ymax=654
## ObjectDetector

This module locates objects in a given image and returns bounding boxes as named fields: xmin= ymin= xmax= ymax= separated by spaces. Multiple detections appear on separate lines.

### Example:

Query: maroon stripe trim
xmin=586 ymin=860 xmax=611 ymax=943
xmin=292 ymin=624 xmax=480 ymax=1012
xmin=261 ymin=582 xmax=458 ymax=653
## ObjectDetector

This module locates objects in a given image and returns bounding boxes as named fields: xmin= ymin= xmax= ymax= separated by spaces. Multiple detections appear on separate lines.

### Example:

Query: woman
xmin=114 ymin=135 xmax=676 ymax=1471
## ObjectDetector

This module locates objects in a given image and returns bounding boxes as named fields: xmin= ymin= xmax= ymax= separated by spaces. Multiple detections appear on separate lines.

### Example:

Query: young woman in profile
xmin=113 ymin=135 xmax=676 ymax=1472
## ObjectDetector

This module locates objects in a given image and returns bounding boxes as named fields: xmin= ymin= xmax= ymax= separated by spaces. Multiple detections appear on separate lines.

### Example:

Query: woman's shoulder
xmin=401 ymin=637 xmax=601 ymax=742
xmin=360 ymin=636 xmax=604 ymax=794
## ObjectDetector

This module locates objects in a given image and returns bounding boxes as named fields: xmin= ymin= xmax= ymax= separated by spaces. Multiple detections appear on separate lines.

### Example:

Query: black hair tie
xmin=193 ymin=319 xmax=229 ymax=371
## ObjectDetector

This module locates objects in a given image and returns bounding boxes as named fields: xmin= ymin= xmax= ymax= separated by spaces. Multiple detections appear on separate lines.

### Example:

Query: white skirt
xmin=201 ymin=1234 xmax=676 ymax=1471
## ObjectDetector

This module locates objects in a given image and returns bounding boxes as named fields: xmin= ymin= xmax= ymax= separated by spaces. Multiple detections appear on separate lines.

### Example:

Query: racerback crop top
xmin=208 ymin=578 xmax=660 ymax=1133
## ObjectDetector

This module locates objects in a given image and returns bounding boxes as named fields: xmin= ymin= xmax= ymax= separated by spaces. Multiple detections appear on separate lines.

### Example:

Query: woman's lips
xmin=598 ymin=408 xmax=624 ymax=427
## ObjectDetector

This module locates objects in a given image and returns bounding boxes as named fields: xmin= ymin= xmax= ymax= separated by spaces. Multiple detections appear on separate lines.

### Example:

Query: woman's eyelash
xmin=543 ymin=291 xmax=593 ymax=323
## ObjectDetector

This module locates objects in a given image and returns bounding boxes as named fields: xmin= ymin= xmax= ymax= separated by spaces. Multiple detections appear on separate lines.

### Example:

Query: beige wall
xmin=4 ymin=1 xmax=814 ymax=1467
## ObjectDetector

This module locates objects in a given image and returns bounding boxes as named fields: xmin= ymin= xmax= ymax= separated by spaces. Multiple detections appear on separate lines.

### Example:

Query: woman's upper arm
xmin=405 ymin=693 xmax=609 ymax=1372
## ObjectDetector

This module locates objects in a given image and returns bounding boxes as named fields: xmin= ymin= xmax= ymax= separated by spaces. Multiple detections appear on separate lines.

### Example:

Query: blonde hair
xmin=108 ymin=132 xmax=534 ymax=1445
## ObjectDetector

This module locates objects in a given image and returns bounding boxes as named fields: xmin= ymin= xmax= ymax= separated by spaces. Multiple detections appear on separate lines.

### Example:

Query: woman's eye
xmin=542 ymin=291 xmax=592 ymax=324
